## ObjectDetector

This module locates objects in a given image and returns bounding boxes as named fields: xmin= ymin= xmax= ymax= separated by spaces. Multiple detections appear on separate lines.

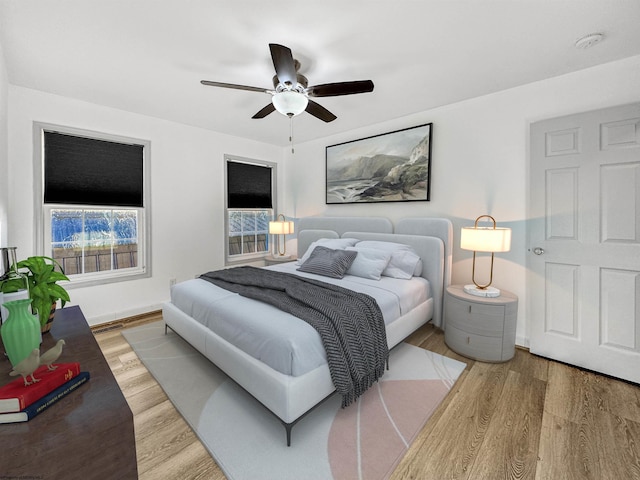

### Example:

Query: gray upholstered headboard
xmin=295 ymin=216 xmax=453 ymax=327
xmin=297 ymin=216 xmax=393 ymax=255
xmin=396 ymin=217 xmax=453 ymax=298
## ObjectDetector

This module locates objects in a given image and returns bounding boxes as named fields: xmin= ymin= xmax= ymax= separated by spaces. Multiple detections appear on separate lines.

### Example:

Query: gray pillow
xmin=296 ymin=238 xmax=360 ymax=265
xmin=297 ymin=246 xmax=358 ymax=279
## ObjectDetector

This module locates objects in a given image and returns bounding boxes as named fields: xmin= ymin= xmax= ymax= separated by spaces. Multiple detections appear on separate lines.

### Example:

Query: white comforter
xmin=170 ymin=262 xmax=431 ymax=377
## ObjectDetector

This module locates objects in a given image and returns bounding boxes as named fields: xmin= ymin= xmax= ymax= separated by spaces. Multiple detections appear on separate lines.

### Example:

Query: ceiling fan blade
xmin=252 ymin=103 xmax=276 ymax=119
xmin=269 ymin=44 xmax=297 ymax=87
xmin=307 ymin=80 xmax=374 ymax=97
xmin=306 ymin=100 xmax=337 ymax=123
xmin=200 ymin=80 xmax=268 ymax=94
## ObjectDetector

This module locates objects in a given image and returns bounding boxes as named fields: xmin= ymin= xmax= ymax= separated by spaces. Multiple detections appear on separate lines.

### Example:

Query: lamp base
xmin=463 ymin=285 xmax=501 ymax=298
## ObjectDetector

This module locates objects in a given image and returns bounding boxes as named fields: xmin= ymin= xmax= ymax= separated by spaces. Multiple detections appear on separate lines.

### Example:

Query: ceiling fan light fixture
xmin=272 ymin=91 xmax=308 ymax=117
xmin=201 ymin=44 xmax=373 ymax=123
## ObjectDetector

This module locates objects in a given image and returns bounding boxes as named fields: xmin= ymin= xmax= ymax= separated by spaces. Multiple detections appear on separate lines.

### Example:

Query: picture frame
xmin=326 ymin=123 xmax=432 ymax=204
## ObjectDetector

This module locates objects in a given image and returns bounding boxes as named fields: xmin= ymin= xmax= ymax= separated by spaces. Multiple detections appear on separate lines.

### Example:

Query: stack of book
xmin=0 ymin=363 xmax=90 ymax=423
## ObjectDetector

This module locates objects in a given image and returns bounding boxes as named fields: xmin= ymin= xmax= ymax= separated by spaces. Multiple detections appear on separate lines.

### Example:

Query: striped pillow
xmin=296 ymin=246 xmax=358 ymax=279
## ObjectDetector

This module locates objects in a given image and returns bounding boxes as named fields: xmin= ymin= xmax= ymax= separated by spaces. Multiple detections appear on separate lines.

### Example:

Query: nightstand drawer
xmin=444 ymin=324 xmax=504 ymax=362
xmin=445 ymin=297 xmax=505 ymax=336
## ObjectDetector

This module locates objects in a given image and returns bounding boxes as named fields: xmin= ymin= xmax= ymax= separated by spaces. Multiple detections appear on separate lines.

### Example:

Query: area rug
xmin=123 ymin=321 xmax=466 ymax=480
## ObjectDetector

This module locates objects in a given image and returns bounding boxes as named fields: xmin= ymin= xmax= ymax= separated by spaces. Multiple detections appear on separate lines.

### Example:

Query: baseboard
xmin=86 ymin=302 xmax=165 ymax=326
xmin=91 ymin=309 xmax=162 ymax=334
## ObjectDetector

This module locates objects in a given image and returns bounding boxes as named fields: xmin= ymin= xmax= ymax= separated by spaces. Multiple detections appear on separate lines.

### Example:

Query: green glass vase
xmin=1 ymin=298 xmax=41 ymax=367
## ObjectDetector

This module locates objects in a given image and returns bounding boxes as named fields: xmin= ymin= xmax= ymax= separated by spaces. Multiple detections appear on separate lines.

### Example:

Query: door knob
xmin=533 ymin=247 xmax=545 ymax=255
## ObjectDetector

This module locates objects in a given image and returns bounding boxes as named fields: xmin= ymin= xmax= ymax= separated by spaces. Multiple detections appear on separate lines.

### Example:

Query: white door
xmin=529 ymin=103 xmax=640 ymax=384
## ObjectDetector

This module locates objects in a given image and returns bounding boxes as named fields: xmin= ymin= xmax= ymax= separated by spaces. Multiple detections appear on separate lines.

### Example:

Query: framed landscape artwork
xmin=326 ymin=123 xmax=433 ymax=204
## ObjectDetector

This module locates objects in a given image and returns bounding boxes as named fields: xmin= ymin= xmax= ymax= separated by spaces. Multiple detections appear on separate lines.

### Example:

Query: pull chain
xmin=289 ymin=116 xmax=295 ymax=154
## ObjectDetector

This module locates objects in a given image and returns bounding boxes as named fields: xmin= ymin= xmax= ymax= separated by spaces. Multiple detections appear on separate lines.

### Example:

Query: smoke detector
xmin=575 ymin=33 xmax=604 ymax=49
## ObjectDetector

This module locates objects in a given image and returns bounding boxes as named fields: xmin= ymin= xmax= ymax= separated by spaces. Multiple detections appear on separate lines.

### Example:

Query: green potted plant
xmin=0 ymin=256 xmax=70 ymax=332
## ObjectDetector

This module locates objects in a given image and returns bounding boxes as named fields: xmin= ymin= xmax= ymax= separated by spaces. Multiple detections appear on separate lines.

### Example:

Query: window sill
xmin=65 ymin=269 xmax=150 ymax=289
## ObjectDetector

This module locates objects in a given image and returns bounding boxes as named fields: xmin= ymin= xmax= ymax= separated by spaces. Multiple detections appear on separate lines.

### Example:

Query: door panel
xmin=545 ymin=262 xmax=579 ymax=338
xmin=600 ymin=268 xmax=640 ymax=352
xmin=529 ymin=103 xmax=640 ymax=384
xmin=601 ymin=162 xmax=640 ymax=242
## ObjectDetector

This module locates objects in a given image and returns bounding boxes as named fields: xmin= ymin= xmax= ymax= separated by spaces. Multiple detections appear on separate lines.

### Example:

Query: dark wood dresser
xmin=0 ymin=306 xmax=137 ymax=479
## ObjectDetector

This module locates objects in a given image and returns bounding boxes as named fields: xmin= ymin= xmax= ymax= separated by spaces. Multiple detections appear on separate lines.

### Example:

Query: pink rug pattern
xmin=329 ymin=379 xmax=451 ymax=479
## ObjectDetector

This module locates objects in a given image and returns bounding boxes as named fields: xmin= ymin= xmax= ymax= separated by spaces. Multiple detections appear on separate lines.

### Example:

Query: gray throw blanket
xmin=200 ymin=266 xmax=389 ymax=407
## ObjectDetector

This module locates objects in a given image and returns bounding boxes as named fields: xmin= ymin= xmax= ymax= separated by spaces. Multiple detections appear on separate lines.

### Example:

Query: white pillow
xmin=355 ymin=240 xmax=421 ymax=279
xmin=345 ymin=247 xmax=392 ymax=280
xmin=297 ymin=238 xmax=360 ymax=265
xmin=413 ymin=258 xmax=423 ymax=277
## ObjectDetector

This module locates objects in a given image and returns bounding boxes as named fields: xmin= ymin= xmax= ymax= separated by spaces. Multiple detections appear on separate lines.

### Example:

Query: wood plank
xmin=470 ymin=370 xmax=546 ymax=480
xmin=584 ymin=369 xmax=640 ymax=423
xmin=510 ymin=348 xmax=549 ymax=382
xmin=536 ymin=412 xmax=588 ymax=480
xmin=538 ymin=360 xmax=640 ymax=480
xmin=543 ymin=361 xmax=588 ymax=423
xmin=126 ymin=382 xmax=171 ymax=416
xmin=591 ymin=410 xmax=640 ymax=480
xmin=140 ymin=442 xmax=226 ymax=480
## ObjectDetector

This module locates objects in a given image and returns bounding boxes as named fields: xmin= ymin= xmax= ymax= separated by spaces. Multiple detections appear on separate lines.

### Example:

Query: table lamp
xmin=269 ymin=214 xmax=295 ymax=258
xmin=460 ymin=215 xmax=511 ymax=297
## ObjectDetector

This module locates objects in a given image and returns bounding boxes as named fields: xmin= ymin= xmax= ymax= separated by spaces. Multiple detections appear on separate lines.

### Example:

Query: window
xmin=225 ymin=156 xmax=275 ymax=263
xmin=36 ymin=124 xmax=150 ymax=286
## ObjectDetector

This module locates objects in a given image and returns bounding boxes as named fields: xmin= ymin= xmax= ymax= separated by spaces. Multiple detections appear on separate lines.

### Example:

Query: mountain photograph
xmin=326 ymin=124 xmax=432 ymax=204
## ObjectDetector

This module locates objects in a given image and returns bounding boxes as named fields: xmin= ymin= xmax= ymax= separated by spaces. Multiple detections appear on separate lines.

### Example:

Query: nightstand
xmin=444 ymin=284 xmax=518 ymax=362
xmin=264 ymin=255 xmax=297 ymax=266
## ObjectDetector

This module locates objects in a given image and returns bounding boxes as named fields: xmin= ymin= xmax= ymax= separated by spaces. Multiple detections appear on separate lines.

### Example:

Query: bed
xmin=162 ymin=216 xmax=452 ymax=445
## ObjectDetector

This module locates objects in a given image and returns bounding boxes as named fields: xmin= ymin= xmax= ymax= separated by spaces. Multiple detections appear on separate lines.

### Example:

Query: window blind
xmin=227 ymin=161 xmax=273 ymax=209
xmin=44 ymin=131 xmax=144 ymax=207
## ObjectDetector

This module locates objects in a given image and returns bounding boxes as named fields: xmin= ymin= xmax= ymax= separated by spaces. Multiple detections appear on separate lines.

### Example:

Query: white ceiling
xmin=1 ymin=0 xmax=639 ymax=146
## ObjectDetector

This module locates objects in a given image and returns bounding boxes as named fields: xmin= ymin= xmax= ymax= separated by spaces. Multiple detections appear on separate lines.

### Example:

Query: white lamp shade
xmin=460 ymin=227 xmax=511 ymax=253
xmin=269 ymin=220 xmax=294 ymax=235
xmin=272 ymin=91 xmax=308 ymax=117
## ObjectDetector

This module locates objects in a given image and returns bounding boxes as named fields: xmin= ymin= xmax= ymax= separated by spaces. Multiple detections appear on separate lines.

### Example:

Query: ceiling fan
xmin=201 ymin=43 xmax=374 ymax=123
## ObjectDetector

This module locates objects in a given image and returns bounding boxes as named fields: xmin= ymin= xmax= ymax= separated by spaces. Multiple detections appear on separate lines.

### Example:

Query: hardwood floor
xmin=94 ymin=315 xmax=640 ymax=480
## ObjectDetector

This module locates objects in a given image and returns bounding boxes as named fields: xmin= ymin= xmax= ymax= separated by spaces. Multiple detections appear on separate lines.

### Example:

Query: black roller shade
xmin=44 ymin=131 xmax=144 ymax=207
xmin=227 ymin=161 xmax=272 ymax=209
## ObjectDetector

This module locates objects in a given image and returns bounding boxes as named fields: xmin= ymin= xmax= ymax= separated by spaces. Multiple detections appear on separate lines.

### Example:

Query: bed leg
xmin=164 ymin=323 xmax=168 ymax=335
xmin=285 ymin=424 xmax=292 ymax=447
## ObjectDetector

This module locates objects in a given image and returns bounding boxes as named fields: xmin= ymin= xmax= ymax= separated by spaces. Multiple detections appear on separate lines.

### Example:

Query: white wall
xmin=7 ymin=86 xmax=283 ymax=325
xmin=284 ymin=55 xmax=640 ymax=346
xmin=0 ymin=39 xmax=8 ymax=247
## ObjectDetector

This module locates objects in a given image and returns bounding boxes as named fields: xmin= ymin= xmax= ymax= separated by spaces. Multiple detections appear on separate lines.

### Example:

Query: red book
xmin=0 ymin=372 xmax=90 ymax=423
xmin=0 ymin=362 xmax=81 ymax=413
